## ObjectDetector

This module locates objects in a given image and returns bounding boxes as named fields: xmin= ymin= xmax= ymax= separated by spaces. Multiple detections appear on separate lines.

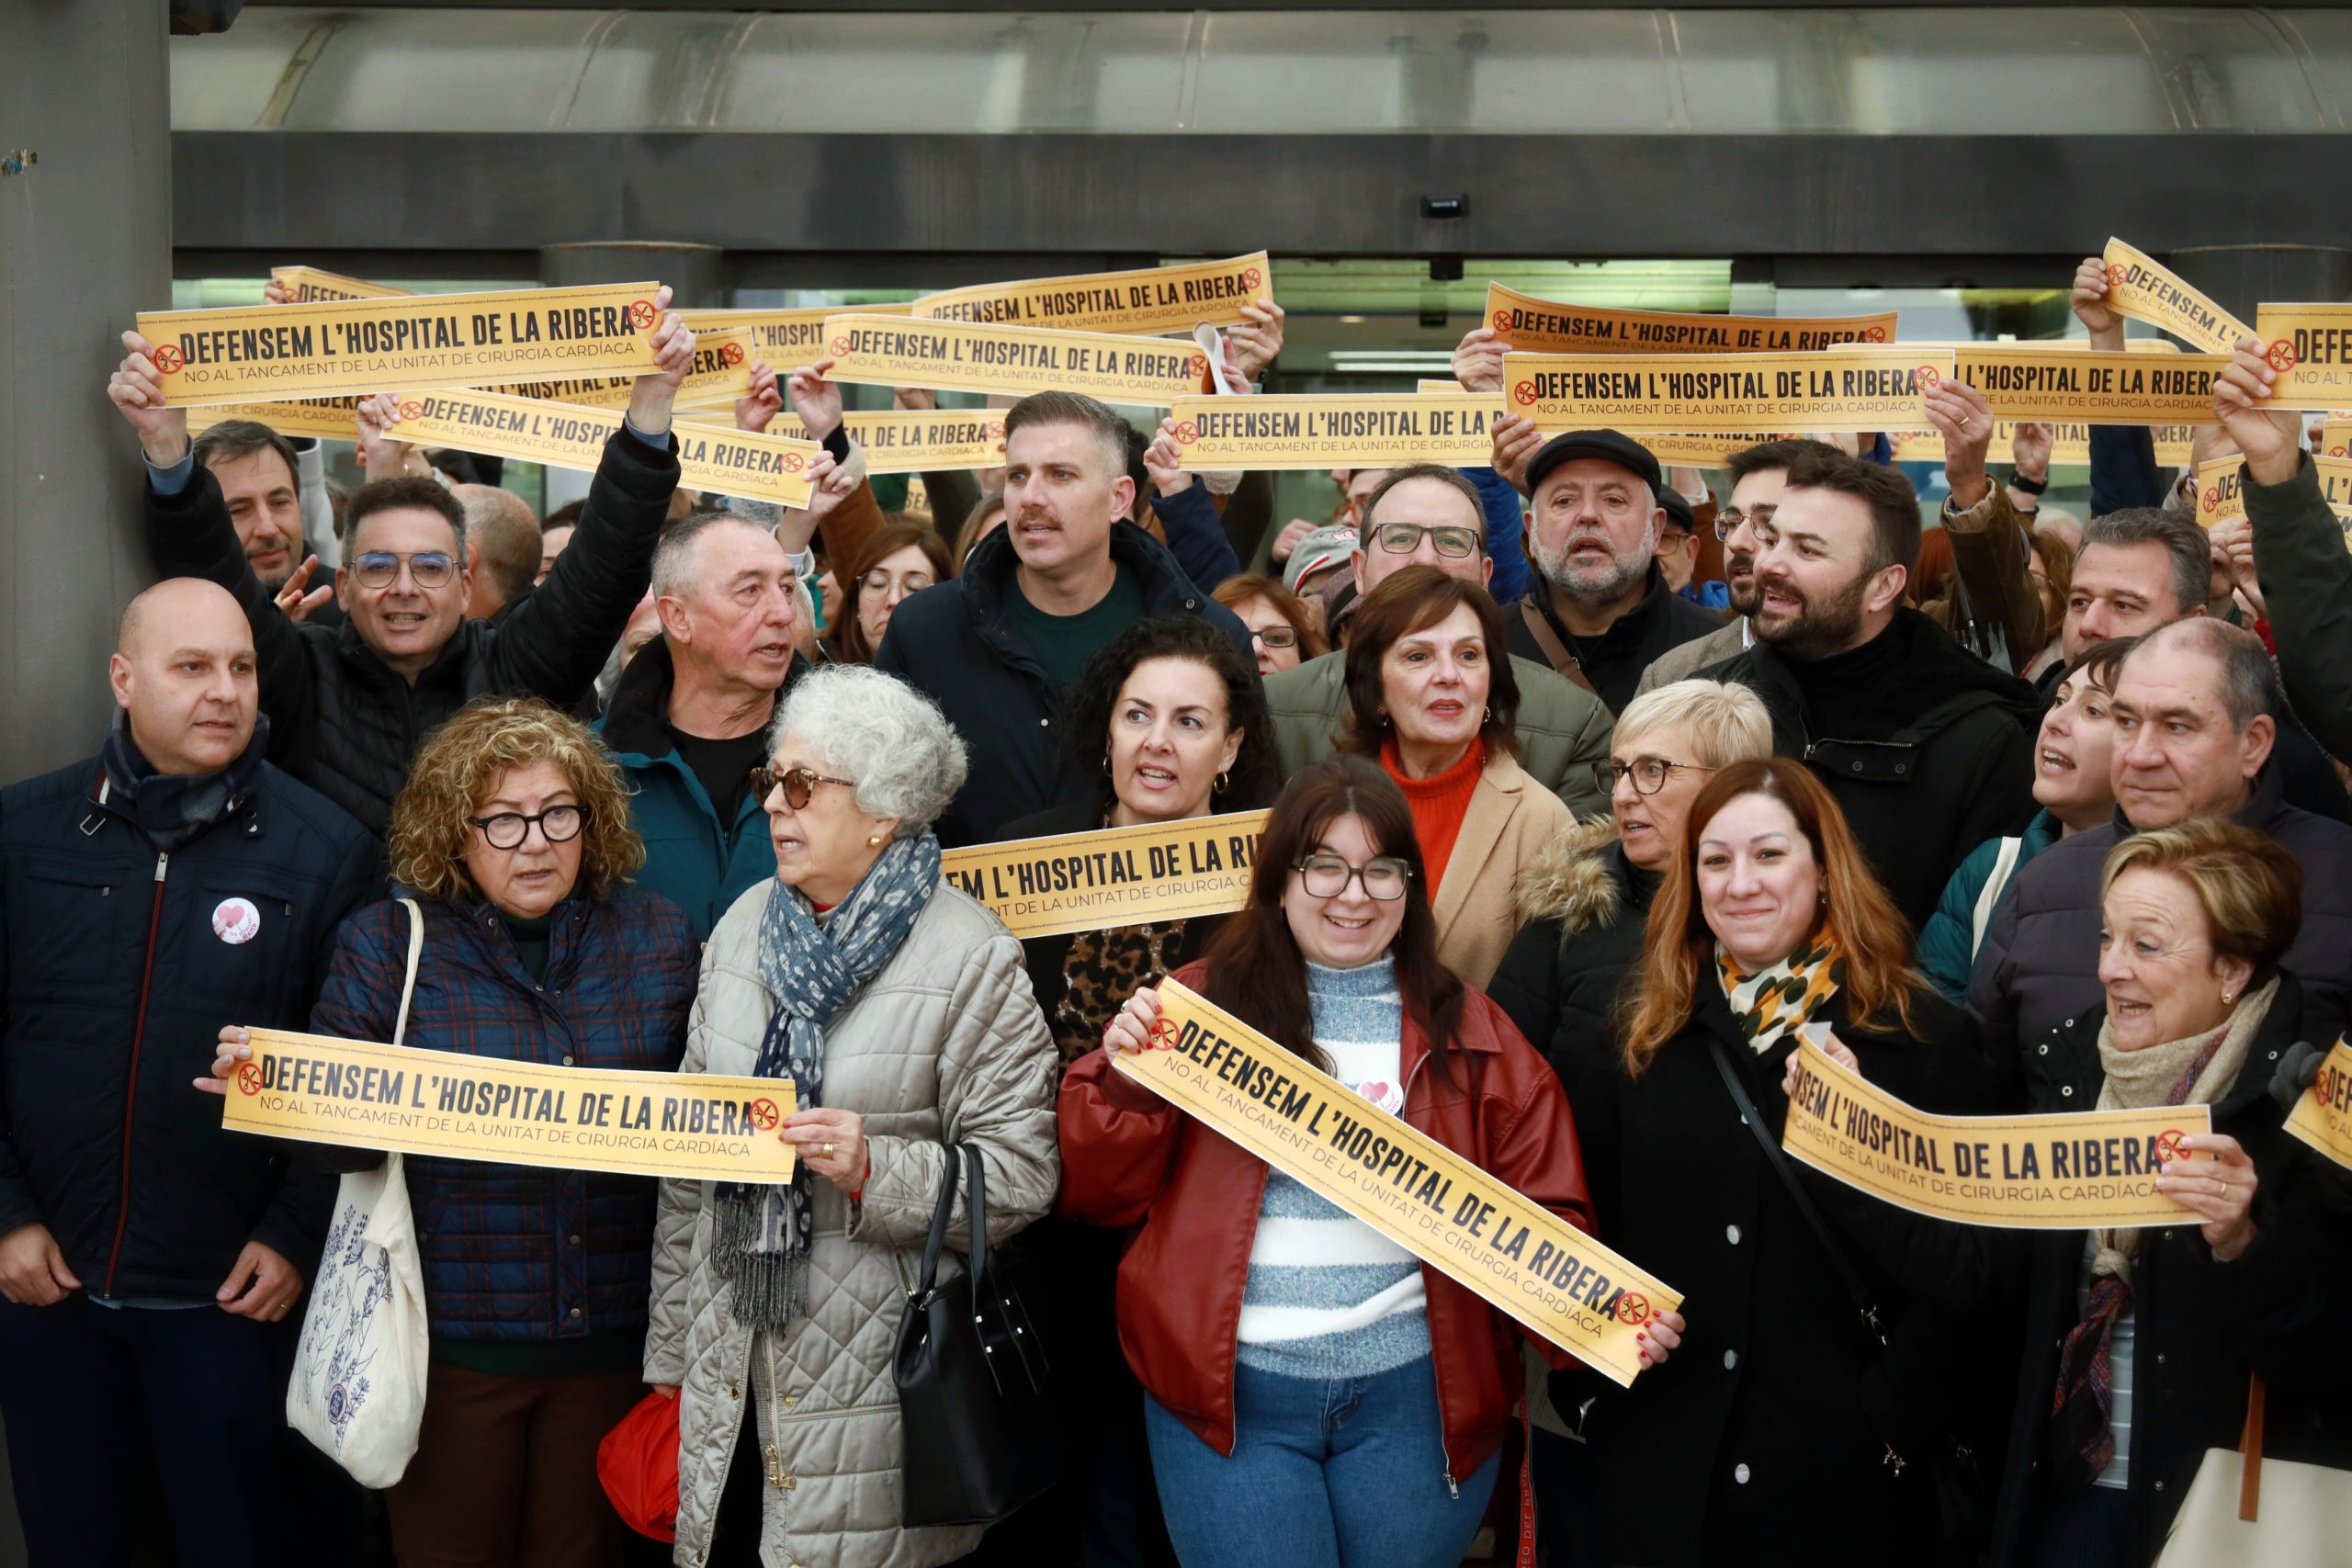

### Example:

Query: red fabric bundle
xmin=597 ymin=1388 xmax=682 ymax=1543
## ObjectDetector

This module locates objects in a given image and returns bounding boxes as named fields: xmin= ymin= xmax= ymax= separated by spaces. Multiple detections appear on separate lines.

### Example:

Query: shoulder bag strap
xmin=1969 ymin=838 xmax=2023 ymax=960
xmin=1705 ymin=1034 xmax=1886 ymax=1348
xmin=392 ymin=897 xmax=425 ymax=1048
xmin=912 ymin=1144 xmax=962 ymax=1303
xmin=1517 ymin=600 xmax=1597 ymax=694
xmin=961 ymin=1142 xmax=990 ymax=1289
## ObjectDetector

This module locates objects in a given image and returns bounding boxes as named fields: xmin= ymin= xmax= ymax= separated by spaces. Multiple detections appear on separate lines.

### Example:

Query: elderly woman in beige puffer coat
xmin=644 ymin=665 xmax=1058 ymax=1568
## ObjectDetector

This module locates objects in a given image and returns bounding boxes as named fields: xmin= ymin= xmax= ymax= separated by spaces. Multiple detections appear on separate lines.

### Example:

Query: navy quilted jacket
xmin=308 ymin=886 xmax=697 ymax=1342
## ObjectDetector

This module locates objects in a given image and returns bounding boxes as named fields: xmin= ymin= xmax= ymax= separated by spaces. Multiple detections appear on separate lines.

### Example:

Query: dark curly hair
xmin=1058 ymin=615 xmax=1279 ymax=813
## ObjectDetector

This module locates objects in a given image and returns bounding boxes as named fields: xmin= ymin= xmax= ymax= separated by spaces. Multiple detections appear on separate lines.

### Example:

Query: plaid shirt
xmin=309 ymin=886 xmax=698 ymax=1341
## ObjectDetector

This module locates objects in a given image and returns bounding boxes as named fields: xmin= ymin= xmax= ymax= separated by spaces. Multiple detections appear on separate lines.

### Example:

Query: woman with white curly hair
xmin=644 ymin=664 xmax=1060 ymax=1568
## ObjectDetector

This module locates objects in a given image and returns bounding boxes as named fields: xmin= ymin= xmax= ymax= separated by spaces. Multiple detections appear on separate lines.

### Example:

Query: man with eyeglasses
xmin=1634 ymin=439 xmax=1845 ymax=697
xmin=1262 ymin=464 xmax=1615 ymax=821
xmin=112 ymin=293 xmax=695 ymax=839
xmin=1693 ymin=446 xmax=2041 ymax=930
xmin=1502 ymin=431 xmax=1724 ymax=715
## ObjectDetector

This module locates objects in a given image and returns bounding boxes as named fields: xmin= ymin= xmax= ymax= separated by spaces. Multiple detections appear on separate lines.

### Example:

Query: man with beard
xmin=873 ymin=389 xmax=1251 ymax=845
xmin=1634 ymin=439 xmax=1843 ymax=696
xmin=189 ymin=421 xmax=343 ymax=626
xmin=1699 ymin=446 xmax=2041 ymax=929
xmin=1502 ymin=431 xmax=1722 ymax=714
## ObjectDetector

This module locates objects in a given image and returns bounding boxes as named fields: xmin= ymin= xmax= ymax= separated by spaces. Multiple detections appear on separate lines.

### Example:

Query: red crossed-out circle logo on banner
xmin=1172 ymin=422 xmax=1200 ymax=445
xmin=627 ymin=299 xmax=658 ymax=330
xmin=398 ymin=400 xmax=425 ymax=423
xmin=1613 ymin=1292 xmax=1652 ymax=1327
xmin=237 ymin=1062 xmax=266 ymax=1097
xmin=747 ymin=1098 xmax=782 ymax=1130
xmin=1239 ymin=266 xmax=1263 ymax=290
xmin=2267 ymin=340 xmax=2300 ymax=373
xmin=985 ymin=421 xmax=1007 ymax=444
xmin=2107 ymin=263 xmax=2132 ymax=292
xmin=830 ymin=335 xmax=854 ymax=358
xmin=780 ymin=451 xmax=806 ymax=474
xmin=1865 ymin=326 xmax=1888 ymax=343
xmin=1512 ymin=380 xmax=1539 ymax=407
xmin=1915 ymin=364 xmax=1942 ymax=389
xmin=2201 ymin=487 xmax=2222 ymax=516
xmin=152 ymin=344 xmax=185 ymax=374
xmin=1491 ymin=309 xmax=1513 ymax=334
xmin=1187 ymin=353 xmax=1211 ymax=379
xmin=1146 ymin=1016 xmax=1181 ymax=1051
xmin=2154 ymin=1127 xmax=2190 ymax=1166
xmin=718 ymin=342 xmax=745 ymax=367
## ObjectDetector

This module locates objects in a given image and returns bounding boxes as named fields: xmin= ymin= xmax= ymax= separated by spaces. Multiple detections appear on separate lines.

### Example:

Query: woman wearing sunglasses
xmin=209 ymin=696 xmax=701 ymax=1568
xmin=1060 ymin=756 xmax=1594 ymax=1568
xmin=1340 ymin=566 xmax=1576 ymax=987
xmin=646 ymin=664 xmax=1059 ymax=1568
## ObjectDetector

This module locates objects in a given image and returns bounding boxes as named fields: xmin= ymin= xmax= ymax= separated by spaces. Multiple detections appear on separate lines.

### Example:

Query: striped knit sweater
xmin=1236 ymin=955 xmax=1432 ymax=1379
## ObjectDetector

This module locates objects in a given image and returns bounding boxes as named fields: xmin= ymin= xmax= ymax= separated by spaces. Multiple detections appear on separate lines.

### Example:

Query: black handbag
xmin=892 ymin=1141 xmax=1061 ymax=1527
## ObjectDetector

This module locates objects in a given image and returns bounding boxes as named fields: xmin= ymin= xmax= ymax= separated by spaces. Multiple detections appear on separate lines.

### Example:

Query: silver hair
xmin=2122 ymin=617 xmax=2281 ymax=734
xmin=768 ymin=665 xmax=969 ymax=834
xmin=651 ymin=510 xmax=775 ymax=602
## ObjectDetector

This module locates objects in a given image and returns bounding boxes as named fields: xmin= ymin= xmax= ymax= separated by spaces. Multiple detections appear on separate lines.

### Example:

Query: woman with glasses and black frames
xmin=1340 ymin=566 xmax=1576 ymax=987
xmin=1212 ymin=572 xmax=1328 ymax=675
xmin=1060 ymin=755 xmax=1594 ymax=1568
xmin=211 ymin=696 xmax=701 ymax=1568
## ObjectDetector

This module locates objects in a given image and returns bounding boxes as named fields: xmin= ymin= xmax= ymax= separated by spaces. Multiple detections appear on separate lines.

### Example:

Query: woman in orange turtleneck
xmin=1340 ymin=567 xmax=1577 ymax=987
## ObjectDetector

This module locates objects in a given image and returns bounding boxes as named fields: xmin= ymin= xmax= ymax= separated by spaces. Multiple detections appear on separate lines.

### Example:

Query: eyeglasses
xmin=1713 ymin=504 xmax=1778 ymax=546
xmin=352 ymin=551 xmax=458 ymax=590
xmin=469 ymin=805 xmax=587 ymax=850
xmin=1293 ymin=853 xmax=1414 ymax=901
xmin=752 ymin=764 xmax=856 ymax=811
xmin=1251 ymin=626 xmax=1299 ymax=650
xmin=1371 ymin=523 xmax=1481 ymax=559
xmin=1591 ymin=757 xmax=1715 ymax=796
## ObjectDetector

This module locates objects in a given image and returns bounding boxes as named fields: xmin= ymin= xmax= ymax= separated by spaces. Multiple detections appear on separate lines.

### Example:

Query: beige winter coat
xmin=1431 ymin=750 xmax=1581 ymax=989
xmin=645 ymin=877 xmax=1059 ymax=1568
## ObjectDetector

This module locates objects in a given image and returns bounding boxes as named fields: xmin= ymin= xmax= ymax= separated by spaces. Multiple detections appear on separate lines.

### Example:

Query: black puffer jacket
xmin=872 ymin=521 xmax=1252 ymax=847
xmin=0 ymin=750 xmax=377 ymax=1299
xmin=144 ymin=428 xmax=680 ymax=835
xmin=1487 ymin=818 xmax=1657 ymax=1104
xmin=1702 ymin=606 xmax=2041 ymax=931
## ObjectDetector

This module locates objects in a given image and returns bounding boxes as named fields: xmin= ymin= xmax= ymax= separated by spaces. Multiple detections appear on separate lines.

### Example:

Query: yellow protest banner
xmin=2324 ymin=418 xmax=2352 ymax=460
xmin=2099 ymin=239 xmax=2254 ymax=355
xmin=270 ymin=265 xmax=412 ymax=304
xmin=138 ymin=283 xmax=668 ymax=407
xmin=1951 ymin=344 xmax=2226 ymax=425
xmin=1487 ymin=283 xmax=1897 ymax=355
xmin=1503 ymin=347 xmax=1953 ymax=434
xmin=2253 ymin=306 xmax=2352 ymax=410
xmin=223 ymin=1028 xmax=797 ymax=1183
xmin=1783 ymin=1039 xmax=2210 ymax=1230
xmin=1166 ymin=394 xmax=1502 ymax=470
xmin=820 ymin=313 xmax=1207 ymax=407
xmin=678 ymin=302 xmax=913 ymax=374
xmin=1117 ymin=981 xmax=1679 ymax=1386
xmin=674 ymin=408 xmax=1008 ymax=475
xmin=187 ymin=397 xmax=366 ymax=442
xmin=1417 ymin=378 xmax=1468 ymax=395
xmin=2192 ymin=454 xmax=2352 ymax=534
xmin=490 ymin=329 xmax=753 ymax=412
xmin=1633 ymin=433 xmax=1813 ymax=468
xmin=912 ymin=254 xmax=1272 ymax=335
xmin=1889 ymin=423 xmax=2197 ymax=467
xmin=387 ymin=388 xmax=818 ymax=508
xmin=2285 ymin=1041 xmax=2352 ymax=1174
xmin=942 ymin=811 xmax=1267 ymax=940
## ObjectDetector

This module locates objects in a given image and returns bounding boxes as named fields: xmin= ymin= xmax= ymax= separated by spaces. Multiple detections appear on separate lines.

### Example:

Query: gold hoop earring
xmin=1482 ymin=705 xmax=1492 ymax=724
xmin=1215 ymin=771 xmax=1230 ymax=794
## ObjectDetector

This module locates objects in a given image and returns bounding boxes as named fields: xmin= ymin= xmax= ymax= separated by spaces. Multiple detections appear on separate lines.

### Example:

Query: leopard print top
xmin=1050 ymin=920 xmax=1191 ymax=1067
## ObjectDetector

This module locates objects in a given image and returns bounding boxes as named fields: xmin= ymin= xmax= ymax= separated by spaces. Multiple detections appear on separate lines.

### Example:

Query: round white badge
xmin=212 ymin=897 xmax=262 ymax=945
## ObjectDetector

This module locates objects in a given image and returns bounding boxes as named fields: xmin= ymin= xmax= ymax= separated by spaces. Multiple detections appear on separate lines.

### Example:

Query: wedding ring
xmin=822 ymin=1143 xmax=836 ymax=1157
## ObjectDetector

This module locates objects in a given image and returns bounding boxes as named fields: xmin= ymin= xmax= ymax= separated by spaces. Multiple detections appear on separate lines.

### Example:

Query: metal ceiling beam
xmin=173 ymin=130 xmax=2352 ymax=273
xmin=231 ymin=0 xmax=2352 ymax=10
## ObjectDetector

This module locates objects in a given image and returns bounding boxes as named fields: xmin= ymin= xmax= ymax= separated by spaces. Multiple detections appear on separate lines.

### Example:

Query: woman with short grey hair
xmin=644 ymin=664 xmax=1059 ymax=1568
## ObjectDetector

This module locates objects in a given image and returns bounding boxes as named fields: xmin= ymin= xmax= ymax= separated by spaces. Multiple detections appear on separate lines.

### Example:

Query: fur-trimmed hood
xmin=1511 ymin=816 xmax=1635 ymax=934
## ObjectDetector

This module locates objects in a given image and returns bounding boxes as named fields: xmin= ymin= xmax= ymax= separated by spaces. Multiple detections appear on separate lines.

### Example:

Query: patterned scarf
xmin=1714 ymin=925 xmax=1848 ymax=1055
xmin=2047 ymin=977 xmax=2274 ymax=1483
xmin=712 ymin=831 xmax=941 ymax=1329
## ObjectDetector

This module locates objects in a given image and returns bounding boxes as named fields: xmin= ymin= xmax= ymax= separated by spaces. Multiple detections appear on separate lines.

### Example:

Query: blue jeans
xmin=1145 ymin=1357 xmax=1500 ymax=1568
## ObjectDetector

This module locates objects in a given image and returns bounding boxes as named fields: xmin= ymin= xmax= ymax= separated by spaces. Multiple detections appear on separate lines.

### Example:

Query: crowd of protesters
xmin=0 ymin=251 xmax=2345 ymax=1568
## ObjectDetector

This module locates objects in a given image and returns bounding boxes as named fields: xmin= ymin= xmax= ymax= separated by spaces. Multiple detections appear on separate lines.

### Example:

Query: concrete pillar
xmin=2166 ymin=245 xmax=2352 ymax=334
xmin=0 ymin=0 xmax=172 ymax=787
xmin=540 ymin=241 xmax=726 ymax=309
